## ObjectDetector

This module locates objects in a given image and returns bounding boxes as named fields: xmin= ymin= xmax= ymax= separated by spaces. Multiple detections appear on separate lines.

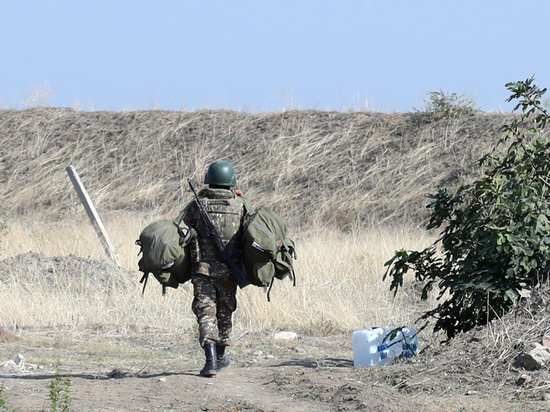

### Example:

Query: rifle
xmin=187 ymin=178 xmax=251 ymax=289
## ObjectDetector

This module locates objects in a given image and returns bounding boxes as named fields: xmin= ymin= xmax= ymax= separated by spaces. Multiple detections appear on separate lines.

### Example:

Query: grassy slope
xmin=0 ymin=108 xmax=511 ymax=229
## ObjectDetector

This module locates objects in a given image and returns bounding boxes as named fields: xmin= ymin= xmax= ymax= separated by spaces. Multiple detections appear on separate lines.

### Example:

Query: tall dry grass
xmin=0 ymin=212 xmax=435 ymax=338
xmin=0 ymin=108 xmax=508 ymax=342
xmin=0 ymin=108 xmax=510 ymax=229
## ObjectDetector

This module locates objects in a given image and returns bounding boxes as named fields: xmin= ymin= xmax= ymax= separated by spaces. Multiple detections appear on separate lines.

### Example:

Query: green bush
xmin=411 ymin=90 xmax=481 ymax=125
xmin=0 ymin=381 xmax=13 ymax=412
xmin=47 ymin=360 xmax=72 ymax=412
xmin=385 ymin=76 xmax=550 ymax=338
xmin=0 ymin=382 xmax=7 ymax=410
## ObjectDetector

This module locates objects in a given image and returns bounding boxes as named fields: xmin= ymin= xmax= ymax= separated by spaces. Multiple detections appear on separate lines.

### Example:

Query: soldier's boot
xmin=216 ymin=345 xmax=230 ymax=371
xmin=199 ymin=343 xmax=217 ymax=377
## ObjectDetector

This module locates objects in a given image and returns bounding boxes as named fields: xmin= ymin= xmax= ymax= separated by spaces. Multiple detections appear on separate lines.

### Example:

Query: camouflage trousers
xmin=191 ymin=274 xmax=237 ymax=348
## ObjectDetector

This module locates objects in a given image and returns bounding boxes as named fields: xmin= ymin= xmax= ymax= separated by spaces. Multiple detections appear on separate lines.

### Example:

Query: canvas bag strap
xmin=174 ymin=202 xmax=192 ymax=226
xmin=239 ymin=195 xmax=254 ymax=217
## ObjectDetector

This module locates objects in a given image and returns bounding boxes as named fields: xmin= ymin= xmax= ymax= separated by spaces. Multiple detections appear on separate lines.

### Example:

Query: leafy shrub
xmin=411 ymin=90 xmax=481 ymax=125
xmin=47 ymin=360 xmax=72 ymax=412
xmin=385 ymin=77 xmax=550 ymax=339
xmin=0 ymin=382 xmax=8 ymax=411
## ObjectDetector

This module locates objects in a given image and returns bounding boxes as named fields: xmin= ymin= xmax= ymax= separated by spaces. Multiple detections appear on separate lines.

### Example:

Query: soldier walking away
xmin=183 ymin=160 xmax=249 ymax=377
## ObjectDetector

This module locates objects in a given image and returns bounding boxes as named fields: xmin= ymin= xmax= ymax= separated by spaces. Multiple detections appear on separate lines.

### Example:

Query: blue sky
xmin=1 ymin=1 xmax=548 ymax=113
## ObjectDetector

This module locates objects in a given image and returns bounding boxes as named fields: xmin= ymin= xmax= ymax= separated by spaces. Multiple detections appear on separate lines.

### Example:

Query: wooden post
xmin=66 ymin=164 xmax=121 ymax=266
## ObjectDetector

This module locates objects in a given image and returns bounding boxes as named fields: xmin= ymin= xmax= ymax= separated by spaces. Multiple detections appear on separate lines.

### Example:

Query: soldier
xmin=183 ymin=160 xmax=248 ymax=377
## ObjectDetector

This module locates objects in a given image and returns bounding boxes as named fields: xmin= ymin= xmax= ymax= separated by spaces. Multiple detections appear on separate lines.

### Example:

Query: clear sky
xmin=1 ymin=1 xmax=548 ymax=113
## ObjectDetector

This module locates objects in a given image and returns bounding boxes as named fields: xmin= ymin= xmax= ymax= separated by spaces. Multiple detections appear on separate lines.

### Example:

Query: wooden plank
xmin=66 ymin=164 xmax=121 ymax=266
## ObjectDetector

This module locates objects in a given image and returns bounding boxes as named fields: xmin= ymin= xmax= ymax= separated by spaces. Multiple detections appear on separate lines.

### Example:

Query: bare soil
xmin=1 ymin=326 xmax=549 ymax=412
xmin=1 ymin=252 xmax=550 ymax=411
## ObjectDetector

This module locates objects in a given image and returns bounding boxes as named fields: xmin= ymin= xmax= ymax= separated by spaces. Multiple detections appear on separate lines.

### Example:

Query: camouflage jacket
xmin=183 ymin=187 xmax=246 ymax=278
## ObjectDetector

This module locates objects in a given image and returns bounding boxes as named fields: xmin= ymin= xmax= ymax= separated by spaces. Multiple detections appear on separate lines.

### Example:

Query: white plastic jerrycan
xmin=351 ymin=327 xmax=418 ymax=368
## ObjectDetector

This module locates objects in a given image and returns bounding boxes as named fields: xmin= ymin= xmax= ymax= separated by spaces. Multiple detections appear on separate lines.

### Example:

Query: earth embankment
xmin=0 ymin=108 xmax=510 ymax=228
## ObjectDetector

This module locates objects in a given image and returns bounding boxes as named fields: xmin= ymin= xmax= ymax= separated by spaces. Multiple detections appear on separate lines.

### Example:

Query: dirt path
xmin=1 ymin=358 xmax=412 ymax=412
xmin=1 ymin=332 xmax=549 ymax=411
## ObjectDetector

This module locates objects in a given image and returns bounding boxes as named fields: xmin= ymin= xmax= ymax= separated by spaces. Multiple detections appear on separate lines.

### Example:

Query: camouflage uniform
xmin=183 ymin=187 xmax=246 ymax=348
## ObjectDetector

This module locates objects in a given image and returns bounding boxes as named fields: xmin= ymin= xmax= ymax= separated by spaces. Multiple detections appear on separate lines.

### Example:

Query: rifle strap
xmin=139 ymin=272 xmax=149 ymax=295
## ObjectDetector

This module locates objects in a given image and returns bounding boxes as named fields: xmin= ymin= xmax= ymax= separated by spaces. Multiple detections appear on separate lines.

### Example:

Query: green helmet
xmin=204 ymin=160 xmax=237 ymax=187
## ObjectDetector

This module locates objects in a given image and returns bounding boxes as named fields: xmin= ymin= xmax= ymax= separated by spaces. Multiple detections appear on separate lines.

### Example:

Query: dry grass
xmin=0 ymin=212 xmax=435 ymax=338
xmin=0 ymin=107 xmax=510 ymax=342
xmin=358 ymin=286 xmax=550 ymax=402
xmin=0 ymin=108 xmax=510 ymax=228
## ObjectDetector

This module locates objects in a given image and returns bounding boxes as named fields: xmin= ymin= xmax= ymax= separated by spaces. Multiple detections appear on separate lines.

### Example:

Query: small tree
xmin=385 ymin=77 xmax=550 ymax=339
